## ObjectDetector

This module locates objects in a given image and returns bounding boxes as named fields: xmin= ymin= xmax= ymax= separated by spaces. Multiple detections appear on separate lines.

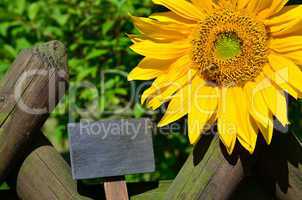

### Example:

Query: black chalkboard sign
xmin=68 ymin=118 xmax=155 ymax=180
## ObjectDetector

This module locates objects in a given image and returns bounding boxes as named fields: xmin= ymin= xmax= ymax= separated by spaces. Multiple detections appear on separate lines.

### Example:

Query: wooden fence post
xmin=0 ymin=41 xmax=68 ymax=183
xmin=164 ymin=132 xmax=302 ymax=200
xmin=14 ymin=133 xmax=91 ymax=200
xmin=164 ymin=135 xmax=253 ymax=200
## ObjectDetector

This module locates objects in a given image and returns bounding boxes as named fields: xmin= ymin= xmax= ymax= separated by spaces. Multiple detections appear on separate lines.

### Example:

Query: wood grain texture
xmin=131 ymin=180 xmax=172 ymax=200
xmin=68 ymin=118 xmax=155 ymax=180
xmin=0 ymin=41 xmax=68 ymax=183
xmin=104 ymin=177 xmax=129 ymax=200
xmin=16 ymin=134 xmax=91 ymax=200
xmin=164 ymin=135 xmax=251 ymax=200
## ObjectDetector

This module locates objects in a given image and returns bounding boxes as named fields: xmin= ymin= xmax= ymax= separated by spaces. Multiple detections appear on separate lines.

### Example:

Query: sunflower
xmin=128 ymin=0 xmax=302 ymax=154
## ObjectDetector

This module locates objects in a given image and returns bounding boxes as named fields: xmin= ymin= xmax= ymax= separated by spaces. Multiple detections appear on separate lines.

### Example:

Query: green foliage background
xmin=0 ymin=0 xmax=192 ymax=183
xmin=0 ymin=0 xmax=301 ymax=186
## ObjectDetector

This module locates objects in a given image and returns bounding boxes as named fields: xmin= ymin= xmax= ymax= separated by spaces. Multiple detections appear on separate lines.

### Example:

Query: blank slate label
xmin=68 ymin=118 xmax=155 ymax=180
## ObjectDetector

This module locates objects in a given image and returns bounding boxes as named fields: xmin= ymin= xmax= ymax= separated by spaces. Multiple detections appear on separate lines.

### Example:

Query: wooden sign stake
xmin=104 ymin=176 xmax=129 ymax=200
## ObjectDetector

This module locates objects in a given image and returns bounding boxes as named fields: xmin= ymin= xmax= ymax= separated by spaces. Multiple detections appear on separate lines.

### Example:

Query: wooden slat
xmin=164 ymin=132 xmax=302 ymax=199
xmin=131 ymin=181 xmax=172 ymax=200
xmin=164 ymin=135 xmax=251 ymax=200
xmin=0 ymin=41 xmax=68 ymax=183
xmin=15 ymin=133 xmax=91 ymax=200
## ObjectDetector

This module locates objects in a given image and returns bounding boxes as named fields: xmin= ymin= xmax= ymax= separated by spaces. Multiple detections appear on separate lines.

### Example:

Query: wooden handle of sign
xmin=104 ymin=176 xmax=129 ymax=200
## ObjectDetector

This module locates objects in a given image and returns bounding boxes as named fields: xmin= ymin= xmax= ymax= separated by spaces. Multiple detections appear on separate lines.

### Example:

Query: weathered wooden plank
xmin=131 ymin=180 xmax=172 ymax=200
xmin=0 ymin=41 xmax=68 ymax=183
xmin=68 ymin=118 xmax=155 ymax=180
xmin=164 ymin=135 xmax=250 ymax=200
xmin=104 ymin=177 xmax=129 ymax=200
xmin=164 ymin=132 xmax=302 ymax=199
xmin=15 ymin=133 xmax=92 ymax=200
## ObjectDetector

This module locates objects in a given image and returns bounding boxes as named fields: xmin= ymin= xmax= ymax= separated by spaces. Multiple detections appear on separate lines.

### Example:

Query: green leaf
xmin=0 ymin=182 xmax=9 ymax=190
xmin=28 ymin=3 xmax=40 ymax=20
xmin=0 ymin=61 xmax=9 ymax=76
xmin=16 ymin=38 xmax=31 ymax=51
xmin=15 ymin=0 xmax=26 ymax=15
xmin=3 ymin=45 xmax=17 ymax=58
xmin=43 ymin=26 xmax=63 ymax=37
xmin=0 ymin=22 xmax=12 ymax=37
xmin=54 ymin=14 xmax=69 ymax=26
xmin=133 ymin=103 xmax=145 ymax=118
xmin=86 ymin=49 xmax=107 ymax=60
xmin=102 ymin=21 xmax=114 ymax=35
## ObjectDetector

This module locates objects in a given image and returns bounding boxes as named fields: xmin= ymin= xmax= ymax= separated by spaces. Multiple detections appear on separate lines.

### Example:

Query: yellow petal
xmin=265 ymin=5 xmax=302 ymax=36
xmin=127 ymin=34 xmax=144 ymax=43
xmin=191 ymin=0 xmax=213 ymax=12
xmin=217 ymin=88 xmax=237 ymax=154
xmin=158 ymin=75 xmax=200 ymax=127
xmin=245 ymin=81 xmax=274 ymax=145
xmin=188 ymin=85 xmax=218 ymax=145
xmin=131 ymin=16 xmax=190 ymax=41
xmin=217 ymin=0 xmax=237 ymax=8
xmin=258 ymin=0 xmax=288 ymax=19
xmin=264 ymin=5 xmax=301 ymax=26
xmin=247 ymin=0 xmax=271 ymax=15
xmin=263 ymin=65 xmax=298 ymax=99
xmin=165 ymin=55 xmax=192 ymax=82
xmin=147 ymin=69 xmax=198 ymax=109
xmin=283 ymin=51 xmax=302 ymax=66
xmin=141 ymin=75 xmax=168 ymax=104
xmin=144 ymin=55 xmax=192 ymax=103
xmin=272 ymin=20 xmax=302 ymax=37
xmin=150 ymin=11 xmax=196 ymax=24
xmin=152 ymin=0 xmax=205 ymax=21
xmin=128 ymin=67 xmax=162 ymax=81
xmin=232 ymin=87 xmax=257 ymax=154
xmin=269 ymin=36 xmax=302 ymax=53
xmin=261 ymin=81 xmax=289 ymax=127
xmin=268 ymin=53 xmax=302 ymax=94
xmin=256 ymin=121 xmax=274 ymax=145
xmin=140 ymin=55 xmax=193 ymax=105
xmin=128 ymin=57 xmax=173 ymax=81
xmin=237 ymin=0 xmax=249 ymax=10
xmin=130 ymin=39 xmax=190 ymax=59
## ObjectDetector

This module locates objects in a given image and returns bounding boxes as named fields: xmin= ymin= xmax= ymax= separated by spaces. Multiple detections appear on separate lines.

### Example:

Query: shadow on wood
xmin=256 ymin=132 xmax=302 ymax=200
xmin=164 ymin=131 xmax=302 ymax=200
xmin=164 ymin=133 xmax=257 ymax=200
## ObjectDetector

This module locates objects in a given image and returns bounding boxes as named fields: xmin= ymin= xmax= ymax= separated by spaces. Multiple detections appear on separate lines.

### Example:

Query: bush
xmin=0 ymin=0 xmax=191 ymax=182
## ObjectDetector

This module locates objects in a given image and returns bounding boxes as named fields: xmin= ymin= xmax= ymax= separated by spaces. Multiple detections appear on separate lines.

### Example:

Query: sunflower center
xmin=215 ymin=32 xmax=241 ymax=60
xmin=191 ymin=9 xmax=268 ymax=87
